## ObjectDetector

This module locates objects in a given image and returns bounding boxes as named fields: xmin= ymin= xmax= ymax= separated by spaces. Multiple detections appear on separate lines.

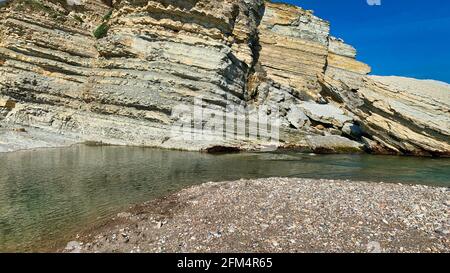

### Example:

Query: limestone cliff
xmin=0 ymin=0 xmax=449 ymax=156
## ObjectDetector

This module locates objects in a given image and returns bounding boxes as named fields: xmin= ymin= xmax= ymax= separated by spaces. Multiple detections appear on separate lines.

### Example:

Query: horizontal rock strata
xmin=0 ymin=0 xmax=449 ymax=156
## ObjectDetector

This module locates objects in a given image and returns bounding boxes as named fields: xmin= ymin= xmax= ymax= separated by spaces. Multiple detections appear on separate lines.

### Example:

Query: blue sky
xmin=275 ymin=0 xmax=450 ymax=83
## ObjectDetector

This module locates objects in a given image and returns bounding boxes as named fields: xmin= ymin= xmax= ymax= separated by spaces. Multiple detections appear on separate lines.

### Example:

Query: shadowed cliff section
xmin=0 ymin=0 xmax=449 ymax=156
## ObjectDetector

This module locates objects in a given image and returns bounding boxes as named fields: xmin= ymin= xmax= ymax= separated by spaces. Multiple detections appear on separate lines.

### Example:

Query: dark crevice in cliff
xmin=244 ymin=2 xmax=266 ymax=102
xmin=3 ymin=47 xmax=93 ymax=68
xmin=205 ymin=146 xmax=241 ymax=154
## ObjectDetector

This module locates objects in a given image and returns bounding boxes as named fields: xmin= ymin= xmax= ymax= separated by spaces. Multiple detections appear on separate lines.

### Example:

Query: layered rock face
xmin=257 ymin=2 xmax=330 ymax=98
xmin=0 ymin=0 xmax=266 ymax=151
xmin=0 ymin=0 xmax=449 ymax=156
xmin=339 ymin=76 xmax=449 ymax=156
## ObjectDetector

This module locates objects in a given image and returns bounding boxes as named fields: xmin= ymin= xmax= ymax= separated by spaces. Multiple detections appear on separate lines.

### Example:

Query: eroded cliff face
xmin=0 ymin=0 xmax=449 ymax=156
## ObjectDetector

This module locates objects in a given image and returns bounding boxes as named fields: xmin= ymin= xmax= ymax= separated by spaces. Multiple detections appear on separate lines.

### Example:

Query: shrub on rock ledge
xmin=93 ymin=22 xmax=109 ymax=39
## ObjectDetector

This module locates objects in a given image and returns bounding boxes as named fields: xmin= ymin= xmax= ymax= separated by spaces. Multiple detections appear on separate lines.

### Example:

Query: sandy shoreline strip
xmin=65 ymin=178 xmax=450 ymax=253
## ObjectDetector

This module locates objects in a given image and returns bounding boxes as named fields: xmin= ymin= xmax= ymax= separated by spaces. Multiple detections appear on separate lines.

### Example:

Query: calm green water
xmin=0 ymin=146 xmax=449 ymax=252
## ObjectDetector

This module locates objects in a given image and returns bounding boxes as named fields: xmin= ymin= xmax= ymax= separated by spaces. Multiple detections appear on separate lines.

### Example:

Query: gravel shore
xmin=65 ymin=178 xmax=450 ymax=253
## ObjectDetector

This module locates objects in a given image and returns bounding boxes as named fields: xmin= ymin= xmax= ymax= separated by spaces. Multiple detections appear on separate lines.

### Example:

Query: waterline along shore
xmin=64 ymin=178 xmax=450 ymax=253
xmin=0 ymin=0 xmax=449 ymax=256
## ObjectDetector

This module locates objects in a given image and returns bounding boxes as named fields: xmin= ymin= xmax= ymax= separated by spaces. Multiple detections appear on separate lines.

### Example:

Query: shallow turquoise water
xmin=0 ymin=146 xmax=449 ymax=252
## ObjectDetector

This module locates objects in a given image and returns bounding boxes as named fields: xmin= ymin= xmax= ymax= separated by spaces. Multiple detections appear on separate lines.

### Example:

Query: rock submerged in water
xmin=64 ymin=241 xmax=82 ymax=253
xmin=0 ymin=0 xmax=448 ymax=156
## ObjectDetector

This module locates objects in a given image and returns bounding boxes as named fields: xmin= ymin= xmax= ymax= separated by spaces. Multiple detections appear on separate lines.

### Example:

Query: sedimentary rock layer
xmin=0 ymin=0 xmax=449 ymax=156
xmin=0 ymin=0 xmax=266 ymax=151
xmin=257 ymin=2 xmax=330 ymax=98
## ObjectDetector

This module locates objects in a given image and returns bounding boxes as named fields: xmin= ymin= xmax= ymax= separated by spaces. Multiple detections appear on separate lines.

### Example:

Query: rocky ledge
xmin=0 ymin=0 xmax=449 ymax=156
xmin=65 ymin=178 xmax=450 ymax=253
